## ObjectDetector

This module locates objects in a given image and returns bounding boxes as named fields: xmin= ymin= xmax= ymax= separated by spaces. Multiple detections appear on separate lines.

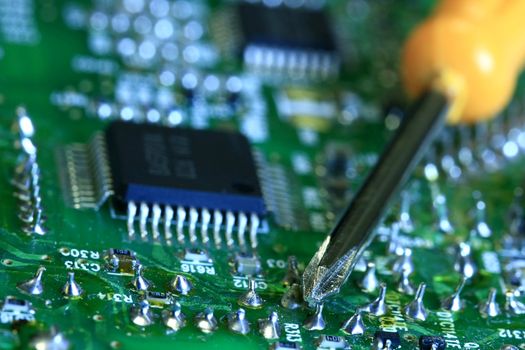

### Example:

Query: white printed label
xmin=283 ymin=323 xmax=303 ymax=343
xmin=64 ymin=260 xmax=101 ymax=272
xmin=180 ymin=260 xmax=216 ymax=275
xmin=97 ymin=293 xmax=133 ymax=304
xmin=232 ymin=277 xmax=267 ymax=290
xmin=60 ymin=248 xmax=100 ymax=260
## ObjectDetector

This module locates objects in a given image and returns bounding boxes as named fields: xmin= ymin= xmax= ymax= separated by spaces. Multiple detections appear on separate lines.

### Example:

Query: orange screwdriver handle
xmin=401 ymin=0 xmax=525 ymax=124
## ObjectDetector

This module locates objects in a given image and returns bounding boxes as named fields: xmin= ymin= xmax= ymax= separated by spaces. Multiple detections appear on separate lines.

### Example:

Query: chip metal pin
xmin=14 ymin=106 xmax=35 ymax=139
xmin=396 ymin=266 xmax=415 ymax=296
xmin=227 ymin=308 xmax=251 ymax=335
xmin=387 ymin=223 xmax=402 ymax=255
xmin=359 ymin=262 xmax=379 ymax=293
xmin=454 ymin=242 xmax=477 ymax=279
xmin=360 ymin=282 xmax=388 ymax=316
xmin=392 ymin=248 xmax=414 ymax=275
xmin=472 ymin=192 xmax=492 ymax=238
xmin=131 ymin=264 xmax=151 ymax=291
xmin=170 ymin=274 xmax=193 ymax=295
xmin=201 ymin=208 xmax=211 ymax=245
xmin=29 ymin=326 xmax=70 ymax=350
xmin=164 ymin=205 xmax=174 ymax=243
xmin=18 ymin=266 xmax=45 ymax=295
xmin=139 ymin=202 xmax=149 ymax=239
xmin=19 ymin=204 xmax=34 ymax=223
xmin=403 ymin=282 xmax=428 ymax=321
xmin=441 ymin=277 xmax=466 ymax=312
xmin=213 ymin=210 xmax=223 ymax=248
xmin=127 ymin=202 xmax=137 ymax=238
xmin=14 ymin=156 xmax=34 ymax=180
xmin=457 ymin=126 xmax=478 ymax=173
xmin=433 ymin=191 xmax=454 ymax=234
xmin=13 ymin=177 xmax=31 ymax=198
xmin=151 ymin=203 xmax=161 ymax=241
xmin=62 ymin=272 xmax=83 ymax=298
xmin=130 ymin=300 xmax=153 ymax=327
xmin=281 ymin=283 xmax=303 ymax=310
xmin=282 ymin=256 xmax=301 ymax=287
xmin=479 ymin=288 xmax=501 ymax=318
xmin=162 ymin=302 xmax=186 ymax=332
xmin=258 ymin=311 xmax=281 ymax=339
xmin=176 ymin=206 xmax=187 ymax=244
xmin=509 ymin=188 xmax=525 ymax=235
xmin=238 ymin=278 xmax=264 ymax=308
xmin=499 ymin=345 xmax=520 ymax=350
xmin=373 ymin=337 xmax=396 ymax=350
xmin=249 ymin=213 xmax=260 ymax=249
xmin=504 ymin=289 xmax=525 ymax=315
xmin=195 ymin=308 xmax=218 ymax=334
xmin=24 ymin=208 xmax=48 ymax=236
xmin=225 ymin=211 xmax=236 ymax=248
xmin=341 ymin=310 xmax=366 ymax=335
xmin=188 ymin=207 xmax=199 ymax=244
xmin=237 ymin=212 xmax=248 ymax=251
xmin=399 ymin=190 xmax=414 ymax=233
xmin=303 ymin=303 xmax=326 ymax=331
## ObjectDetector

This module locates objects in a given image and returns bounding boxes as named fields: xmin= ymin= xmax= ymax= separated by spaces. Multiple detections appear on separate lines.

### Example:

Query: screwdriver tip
xmin=302 ymin=236 xmax=359 ymax=305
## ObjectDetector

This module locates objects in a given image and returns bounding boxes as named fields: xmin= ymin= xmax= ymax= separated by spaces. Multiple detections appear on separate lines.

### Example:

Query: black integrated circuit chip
xmin=105 ymin=121 xmax=265 ymax=215
xmin=227 ymin=2 xmax=339 ymax=78
xmin=236 ymin=2 xmax=336 ymax=54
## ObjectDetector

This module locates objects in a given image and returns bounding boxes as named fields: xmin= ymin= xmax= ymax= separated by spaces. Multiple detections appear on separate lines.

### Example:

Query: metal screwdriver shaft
xmin=302 ymin=90 xmax=450 ymax=305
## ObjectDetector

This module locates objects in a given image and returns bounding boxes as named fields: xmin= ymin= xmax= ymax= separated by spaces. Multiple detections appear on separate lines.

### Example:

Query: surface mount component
xmin=0 ymin=296 xmax=35 ymax=323
xmin=62 ymin=121 xmax=265 ymax=214
xmin=316 ymin=335 xmax=350 ymax=349
xmin=236 ymin=3 xmax=335 ymax=53
xmin=146 ymin=291 xmax=173 ymax=308
xmin=218 ymin=2 xmax=339 ymax=78
xmin=105 ymin=248 xmax=139 ymax=274
xmin=105 ymin=121 xmax=265 ymax=215
xmin=419 ymin=335 xmax=446 ymax=350
xmin=233 ymin=253 xmax=263 ymax=276
xmin=62 ymin=121 xmax=266 ymax=244
xmin=373 ymin=331 xmax=401 ymax=350
xmin=272 ymin=342 xmax=302 ymax=350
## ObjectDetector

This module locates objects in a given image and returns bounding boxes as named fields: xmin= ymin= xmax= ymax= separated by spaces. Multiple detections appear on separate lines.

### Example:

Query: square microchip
xmin=236 ymin=3 xmax=336 ymax=54
xmin=105 ymin=121 xmax=265 ymax=215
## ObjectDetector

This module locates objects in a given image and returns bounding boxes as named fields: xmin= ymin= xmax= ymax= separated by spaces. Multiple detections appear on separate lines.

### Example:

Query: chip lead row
xmin=11 ymin=107 xmax=48 ymax=235
xmin=126 ymin=202 xmax=260 ymax=250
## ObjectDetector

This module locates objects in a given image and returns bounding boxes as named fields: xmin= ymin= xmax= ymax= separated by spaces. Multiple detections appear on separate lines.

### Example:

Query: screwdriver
xmin=302 ymin=0 xmax=525 ymax=305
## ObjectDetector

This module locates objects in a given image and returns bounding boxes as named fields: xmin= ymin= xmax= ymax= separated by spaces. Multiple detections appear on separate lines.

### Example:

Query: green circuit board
xmin=1 ymin=0 xmax=525 ymax=349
